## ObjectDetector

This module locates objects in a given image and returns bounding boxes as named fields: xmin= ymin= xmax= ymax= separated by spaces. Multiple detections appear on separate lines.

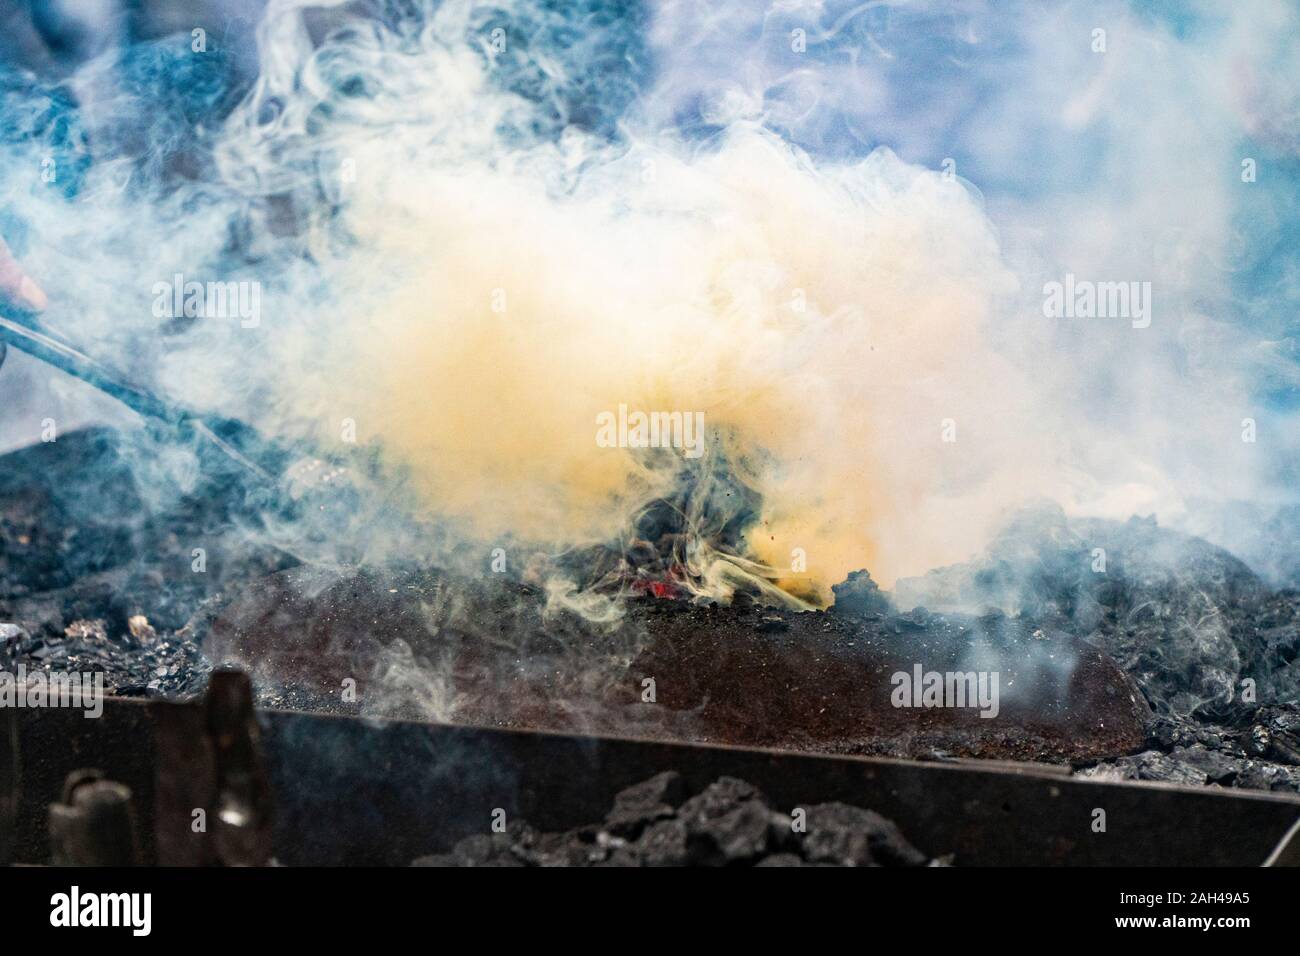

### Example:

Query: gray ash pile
xmin=412 ymin=772 xmax=935 ymax=867
xmin=0 ymin=617 xmax=208 ymax=697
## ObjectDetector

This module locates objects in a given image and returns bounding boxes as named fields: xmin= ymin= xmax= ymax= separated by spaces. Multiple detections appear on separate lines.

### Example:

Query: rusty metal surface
xmin=259 ymin=712 xmax=1300 ymax=866
xmin=0 ymin=707 xmax=15 ymax=864
xmin=47 ymin=769 xmax=140 ymax=866
xmin=9 ymin=695 xmax=1299 ymax=866
xmin=13 ymin=700 xmax=157 ymax=864
xmin=152 ymin=700 xmax=213 ymax=866
xmin=207 ymin=566 xmax=1150 ymax=762
xmin=154 ymin=669 xmax=273 ymax=865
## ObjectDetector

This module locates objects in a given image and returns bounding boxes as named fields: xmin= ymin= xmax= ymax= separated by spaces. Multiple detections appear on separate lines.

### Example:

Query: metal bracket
xmin=1263 ymin=817 xmax=1300 ymax=867
xmin=48 ymin=768 xmax=139 ymax=865
xmin=154 ymin=668 xmax=273 ymax=865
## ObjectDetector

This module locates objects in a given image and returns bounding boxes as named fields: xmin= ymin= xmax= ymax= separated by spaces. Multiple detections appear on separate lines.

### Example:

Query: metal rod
xmin=0 ymin=312 xmax=181 ymax=424
xmin=0 ymin=310 xmax=273 ymax=482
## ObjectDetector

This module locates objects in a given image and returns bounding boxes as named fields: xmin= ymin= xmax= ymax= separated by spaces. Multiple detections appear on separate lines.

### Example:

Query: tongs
xmin=0 ymin=308 xmax=283 ymax=485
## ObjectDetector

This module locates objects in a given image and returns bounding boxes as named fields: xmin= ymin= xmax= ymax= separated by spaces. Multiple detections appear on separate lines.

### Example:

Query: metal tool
xmin=154 ymin=668 xmax=274 ymax=866
xmin=0 ymin=310 xmax=278 ymax=482
xmin=1264 ymin=817 xmax=1300 ymax=867
xmin=47 ymin=768 xmax=140 ymax=866
xmin=0 ymin=309 xmax=362 ymax=531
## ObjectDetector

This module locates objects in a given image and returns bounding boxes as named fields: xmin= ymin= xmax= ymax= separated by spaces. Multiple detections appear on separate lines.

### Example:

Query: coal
xmin=886 ymin=503 xmax=1300 ymax=793
xmin=411 ymin=773 xmax=934 ymax=867
xmin=0 ymin=428 xmax=293 ymax=699
xmin=1081 ymin=745 xmax=1300 ymax=792
xmin=1251 ymin=703 xmax=1300 ymax=765
xmin=633 ymin=818 xmax=690 ymax=867
xmin=894 ymin=504 xmax=1300 ymax=717
xmin=0 ymin=614 xmax=208 ymax=697
xmin=798 ymin=803 xmax=929 ymax=867
xmin=1082 ymin=750 xmax=1213 ymax=788
xmin=831 ymin=569 xmax=893 ymax=617
xmin=603 ymin=770 xmax=684 ymax=837
xmin=677 ymin=778 xmax=773 ymax=864
xmin=1081 ymin=701 xmax=1300 ymax=792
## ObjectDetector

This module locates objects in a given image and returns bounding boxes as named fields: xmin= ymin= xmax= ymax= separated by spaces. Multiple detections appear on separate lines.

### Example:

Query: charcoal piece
xmin=1146 ymin=714 xmax=1198 ymax=750
xmin=604 ymin=770 xmax=683 ymax=837
xmin=678 ymin=779 xmax=774 ymax=864
xmin=831 ymin=569 xmax=892 ymax=617
xmin=1269 ymin=735 xmax=1300 ymax=766
xmin=1252 ymin=704 xmax=1300 ymax=766
xmin=695 ymin=800 xmax=774 ymax=864
xmin=512 ymin=827 xmax=600 ymax=867
xmin=678 ymin=776 xmax=761 ymax=820
xmin=408 ymin=774 xmax=931 ymax=867
xmin=448 ymin=833 xmax=523 ymax=867
xmin=1168 ymin=745 xmax=1241 ymax=786
xmin=629 ymin=818 xmax=689 ymax=867
xmin=1232 ymin=760 xmax=1300 ymax=793
xmin=1098 ymin=750 xmax=1209 ymax=787
xmin=798 ymin=802 xmax=928 ymax=867
xmin=754 ymin=614 xmax=790 ymax=633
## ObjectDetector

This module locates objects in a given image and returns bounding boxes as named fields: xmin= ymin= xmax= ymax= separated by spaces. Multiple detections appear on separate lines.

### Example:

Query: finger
xmin=0 ymin=237 xmax=48 ymax=312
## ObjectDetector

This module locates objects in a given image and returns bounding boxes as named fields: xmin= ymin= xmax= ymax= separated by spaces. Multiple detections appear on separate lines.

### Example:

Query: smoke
xmin=635 ymin=0 xmax=1300 ymax=580
xmin=0 ymin=0 xmax=1297 ymax=615
xmin=211 ymin=0 xmax=1051 ymax=605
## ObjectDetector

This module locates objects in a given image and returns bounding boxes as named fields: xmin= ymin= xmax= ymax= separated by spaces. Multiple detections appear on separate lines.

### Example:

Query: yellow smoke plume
xmin=277 ymin=128 xmax=1052 ymax=604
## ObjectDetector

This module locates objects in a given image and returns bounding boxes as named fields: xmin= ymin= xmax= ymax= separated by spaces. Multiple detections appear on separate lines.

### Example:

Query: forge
xmin=0 ymin=0 xmax=1298 ymax=880
xmin=2 ymin=427 xmax=1299 ymax=867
